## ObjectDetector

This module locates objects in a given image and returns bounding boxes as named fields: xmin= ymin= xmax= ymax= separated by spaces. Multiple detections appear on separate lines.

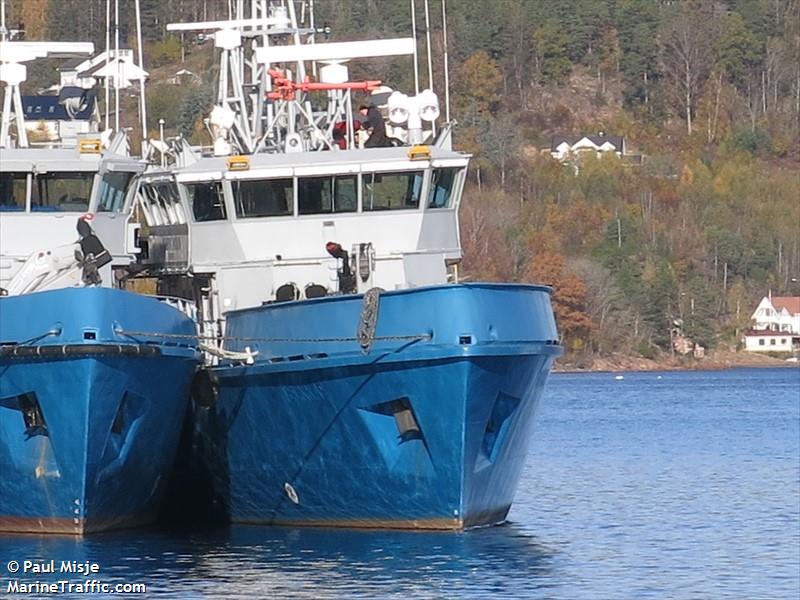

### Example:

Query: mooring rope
xmin=15 ymin=328 xmax=62 ymax=347
xmin=114 ymin=329 xmax=432 ymax=344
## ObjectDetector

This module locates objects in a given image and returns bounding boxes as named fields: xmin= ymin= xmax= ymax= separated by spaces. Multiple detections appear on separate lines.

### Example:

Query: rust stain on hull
xmin=237 ymin=516 xmax=466 ymax=531
xmin=0 ymin=512 xmax=155 ymax=536
xmin=234 ymin=505 xmax=512 ymax=532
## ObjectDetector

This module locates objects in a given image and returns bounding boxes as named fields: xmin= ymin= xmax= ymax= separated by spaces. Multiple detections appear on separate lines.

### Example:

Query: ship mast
xmin=167 ymin=1 xmax=427 ymax=158
xmin=0 ymin=0 xmax=6 ymax=42
xmin=167 ymin=11 xmax=300 ymax=155
xmin=0 ymin=40 xmax=94 ymax=148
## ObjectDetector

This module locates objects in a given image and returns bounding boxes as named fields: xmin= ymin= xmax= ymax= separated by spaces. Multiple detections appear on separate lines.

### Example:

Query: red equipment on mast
xmin=266 ymin=68 xmax=382 ymax=101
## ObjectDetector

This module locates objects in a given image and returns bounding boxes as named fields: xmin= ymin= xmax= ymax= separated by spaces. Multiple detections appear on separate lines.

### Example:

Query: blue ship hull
xmin=197 ymin=284 xmax=561 ymax=530
xmin=0 ymin=288 xmax=199 ymax=534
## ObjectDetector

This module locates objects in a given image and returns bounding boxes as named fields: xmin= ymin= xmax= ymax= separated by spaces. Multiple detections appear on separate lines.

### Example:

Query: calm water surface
xmin=1 ymin=367 xmax=798 ymax=599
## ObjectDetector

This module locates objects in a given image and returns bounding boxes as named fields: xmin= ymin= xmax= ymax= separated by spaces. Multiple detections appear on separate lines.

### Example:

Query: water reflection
xmin=222 ymin=524 xmax=557 ymax=598
xmin=2 ymin=368 xmax=798 ymax=599
xmin=1 ymin=524 xmax=556 ymax=599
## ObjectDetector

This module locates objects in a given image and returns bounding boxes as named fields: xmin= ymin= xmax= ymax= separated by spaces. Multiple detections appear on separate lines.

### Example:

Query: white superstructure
xmin=0 ymin=37 xmax=145 ymax=294
xmin=132 ymin=1 xmax=467 ymax=343
xmin=138 ymin=144 xmax=466 ymax=308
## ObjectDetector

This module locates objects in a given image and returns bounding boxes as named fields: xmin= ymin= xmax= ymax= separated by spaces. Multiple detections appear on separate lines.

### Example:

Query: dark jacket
xmin=363 ymin=106 xmax=389 ymax=147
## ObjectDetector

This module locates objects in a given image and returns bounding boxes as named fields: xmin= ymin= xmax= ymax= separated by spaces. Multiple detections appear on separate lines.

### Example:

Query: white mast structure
xmin=114 ymin=0 xmax=120 ymax=132
xmin=165 ymin=1 xmax=440 ymax=158
xmin=105 ymin=0 xmax=110 ymax=129
xmin=135 ymin=0 xmax=147 ymax=145
xmin=0 ymin=41 xmax=94 ymax=148
xmin=167 ymin=12 xmax=299 ymax=156
xmin=130 ymin=0 xmax=467 ymax=333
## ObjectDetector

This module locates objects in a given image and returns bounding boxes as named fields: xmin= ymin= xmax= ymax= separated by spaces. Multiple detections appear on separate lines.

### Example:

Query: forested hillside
xmin=324 ymin=0 xmax=800 ymax=361
xmin=7 ymin=0 xmax=799 ymax=361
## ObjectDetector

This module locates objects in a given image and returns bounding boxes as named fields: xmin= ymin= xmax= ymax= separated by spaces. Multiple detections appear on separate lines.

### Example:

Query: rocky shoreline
xmin=553 ymin=350 xmax=798 ymax=373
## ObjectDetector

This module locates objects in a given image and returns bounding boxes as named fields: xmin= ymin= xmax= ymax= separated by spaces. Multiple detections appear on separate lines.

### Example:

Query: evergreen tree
xmin=532 ymin=22 xmax=571 ymax=85
xmin=714 ymin=12 xmax=762 ymax=90
xmin=683 ymin=273 xmax=717 ymax=348
xmin=641 ymin=262 xmax=677 ymax=349
xmin=616 ymin=0 xmax=659 ymax=108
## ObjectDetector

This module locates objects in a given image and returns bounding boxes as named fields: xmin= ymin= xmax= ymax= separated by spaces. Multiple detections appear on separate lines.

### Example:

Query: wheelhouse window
xmin=96 ymin=171 xmax=134 ymax=213
xmin=362 ymin=171 xmax=423 ymax=211
xmin=427 ymin=168 xmax=460 ymax=209
xmin=232 ymin=178 xmax=293 ymax=218
xmin=0 ymin=172 xmax=28 ymax=211
xmin=298 ymin=175 xmax=357 ymax=214
xmin=139 ymin=180 xmax=185 ymax=225
xmin=31 ymin=172 xmax=94 ymax=212
xmin=187 ymin=181 xmax=227 ymax=222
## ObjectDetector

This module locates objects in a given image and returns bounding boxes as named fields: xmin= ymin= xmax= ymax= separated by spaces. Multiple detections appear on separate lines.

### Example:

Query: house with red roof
xmin=744 ymin=295 xmax=800 ymax=353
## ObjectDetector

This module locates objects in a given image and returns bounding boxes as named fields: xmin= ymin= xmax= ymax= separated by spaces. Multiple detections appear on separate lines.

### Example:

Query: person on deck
xmin=359 ymin=103 xmax=389 ymax=148
xmin=76 ymin=217 xmax=111 ymax=285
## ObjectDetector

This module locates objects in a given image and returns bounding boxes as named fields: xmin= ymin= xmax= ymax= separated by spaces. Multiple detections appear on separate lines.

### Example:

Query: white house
xmin=751 ymin=296 xmax=800 ymax=333
xmin=59 ymin=49 xmax=148 ymax=90
xmin=744 ymin=295 xmax=800 ymax=353
xmin=744 ymin=330 xmax=797 ymax=352
xmin=550 ymin=133 xmax=624 ymax=162
xmin=86 ymin=57 xmax=148 ymax=89
xmin=166 ymin=69 xmax=199 ymax=85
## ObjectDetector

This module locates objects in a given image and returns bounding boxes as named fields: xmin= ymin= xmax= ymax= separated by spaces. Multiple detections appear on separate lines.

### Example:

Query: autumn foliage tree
xmin=452 ymin=51 xmax=504 ymax=187
xmin=10 ymin=0 xmax=796 ymax=364
xmin=525 ymin=251 xmax=594 ymax=352
xmin=452 ymin=50 xmax=502 ymax=118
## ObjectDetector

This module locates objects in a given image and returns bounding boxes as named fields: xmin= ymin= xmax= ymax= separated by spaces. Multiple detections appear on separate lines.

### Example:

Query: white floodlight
xmin=417 ymin=89 xmax=440 ymax=122
xmin=209 ymin=105 xmax=236 ymax=156
xmin=387 ymin=91 xmax=410 ymax=124
xmin=210 ymin=105 xmax=236 ymax=130
xmin=285 ymin=132 xmax=303 ymax=153
xmin=385 ymin=89 xmax=441 ymax=144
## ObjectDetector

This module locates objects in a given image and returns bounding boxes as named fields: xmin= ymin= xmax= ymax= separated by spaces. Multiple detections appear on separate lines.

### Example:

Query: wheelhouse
xmin=0 ymin=151 xmax=142 ymax=214
xmin=164 ymin=150 xmax=467 ymax=223
xmin=0 ymin=147 xmax=145 ymax=290
xmin=133 ymin=146 xmax=469 ymax=319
